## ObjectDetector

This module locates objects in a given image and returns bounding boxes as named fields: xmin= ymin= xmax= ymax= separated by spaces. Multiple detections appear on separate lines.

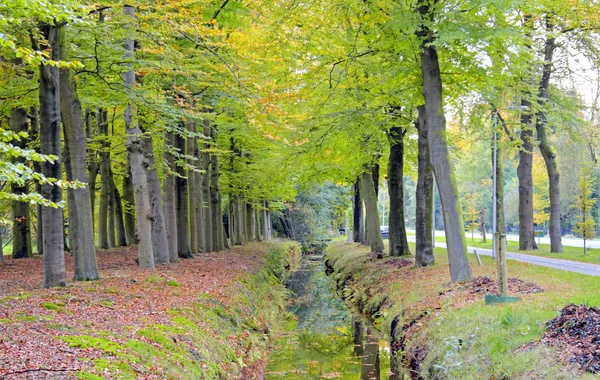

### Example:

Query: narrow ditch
xmin=265 ymin=249 xmax=392 ymax=379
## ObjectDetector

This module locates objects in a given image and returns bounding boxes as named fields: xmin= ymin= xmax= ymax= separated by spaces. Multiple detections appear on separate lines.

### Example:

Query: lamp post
xmin=491 ymin=105 xmax=528 ymax=260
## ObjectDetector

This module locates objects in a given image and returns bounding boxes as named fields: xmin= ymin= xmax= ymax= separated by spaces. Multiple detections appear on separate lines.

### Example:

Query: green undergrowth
xmin=62 ymin=240 xmax=301 ymax=380
xmin=325 ymin=241 xmax=600 ymax=379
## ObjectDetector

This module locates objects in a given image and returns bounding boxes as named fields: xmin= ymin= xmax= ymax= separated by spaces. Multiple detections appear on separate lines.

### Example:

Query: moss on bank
xmin=325 ymin=241 xmax=599 ymax=379
xmin=62 ymin=240 xmax=301 ymax=379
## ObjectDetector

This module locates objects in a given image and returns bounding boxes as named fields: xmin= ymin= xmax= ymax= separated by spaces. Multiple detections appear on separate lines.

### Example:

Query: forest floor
xmin=0 ymin=241 xmax=298 ymax=379
xmin=325 ymin=240 xmax=600 ymax=379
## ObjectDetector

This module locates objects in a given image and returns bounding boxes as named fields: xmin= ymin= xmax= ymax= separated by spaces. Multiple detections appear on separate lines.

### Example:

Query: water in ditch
xmin=265 ymin=252 xmax=392 ymax=379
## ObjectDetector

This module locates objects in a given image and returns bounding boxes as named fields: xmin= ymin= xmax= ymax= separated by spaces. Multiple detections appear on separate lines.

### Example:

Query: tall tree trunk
xmin=142 ymin=134 xmax=170 ymax=264
xmin=372 ymin=163 xmax=380 ymax=197
xmin=353 ymin=180 xmax=366 ymax=243
xmin=536 ymin=22 xmax=562 ymax=253
xmin=59 ymin=36 xmax=99 ymax=281
xmin=113 ymin=186 xmax=127 ymax=247
xmin=97 ymin=109 xmax=110 ymax=249
xmin=187 ymin=122 xmax=199 ymax=254
xmin=163 ymin=131 xmax=178 ymax=261
xmin=417 ymin=0 xmax=471 ymax=282
xmin=246 ymin=204 xmax=254 ymax=242
xmin=122 ymin=157 xmax=136 ymax=246
xmin=85 ymin=110 xmax=99 ymax=233
xmin=262 ymin=202 xmax=270 ymax=241
xmin=492 ymin=124 xmax=506 ymax=237
xmin=31 ymin=106 xmax=43 ymax=256
xmin=123 ymin=5 xmax=153 ymax=268
xmin=10 ymin=107 xmax=32 ymax=259
xmin=210 ymin=150 xmax=225 ymax=251
xmin=359 ymin=172 xmax=384 ymax=252
xmin=480 ymin=208 xmax=487 ymax=243
xmin=517 ymin=100 xmax=537 ymax=251
xmin=415 ymin=106 xmax=434 ymax=267
xmin=201 ymin=120 xmax=213 ymax=252
xmin=107 ymin=179 xmax=116 ymax=248
xmin=39 ymin=24 xmax=65 ymax=287
xmin=235 ymin=194 xmax=245 ymax=244
xmin=174 ymin=129 xmax=192 ymax=258
xmin=387 ymin=125 xmax=410 ymax=256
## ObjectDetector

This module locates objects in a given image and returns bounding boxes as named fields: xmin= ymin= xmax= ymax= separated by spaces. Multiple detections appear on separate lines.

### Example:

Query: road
xmin=425 ymin=229 xmax=600 ymax=249
xmin=408 ymin=237 xmax=600 ymax=276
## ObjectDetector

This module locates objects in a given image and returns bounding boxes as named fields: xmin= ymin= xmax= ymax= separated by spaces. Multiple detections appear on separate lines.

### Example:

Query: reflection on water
xmin=265 ymin=253 xmax=391 ymax=379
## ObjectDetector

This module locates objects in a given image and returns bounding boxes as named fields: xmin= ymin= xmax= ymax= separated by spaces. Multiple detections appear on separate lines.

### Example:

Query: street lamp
xmin=491 ymin=105 xmax=529 ymax=260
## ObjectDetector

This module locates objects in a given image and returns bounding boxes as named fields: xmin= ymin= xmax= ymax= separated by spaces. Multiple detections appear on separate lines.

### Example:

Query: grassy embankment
xmin=406 ymin=230 xmax=600 ymax=264
xmin=325 ymin=240 xmax=600 ymax=379
xmin=0 ymin=240 xmax=300 ymax=379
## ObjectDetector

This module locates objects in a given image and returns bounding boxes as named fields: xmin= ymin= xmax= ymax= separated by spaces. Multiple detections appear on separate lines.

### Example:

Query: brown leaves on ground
xmin=0 ymin=244 xmax=268 ymax=379
xmin=541 ymin=304 xmax=600 ymax=374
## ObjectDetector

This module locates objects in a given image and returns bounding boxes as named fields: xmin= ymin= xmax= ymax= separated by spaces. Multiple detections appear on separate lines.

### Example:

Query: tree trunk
xmin=210 ymin=150 xmax=225 ymax=251
xmin=113 ymin=186 xmax=127 ymax=247
xmin=517 ymin=100 xmax=537 ymax=251
xmin=480 ymin=208 xmax=487 ymax=243
xmin=163 ymin=131 xmax=178 ymax=261
xmin=142 ymin=133 xmax=170 ymax=264
xmin=187 ymin=122 xmax=199 ymax=254
xmin=107 ymin=178 xmax=116 ymax=248
xmin=201 ymin=120 xmax=213 ymax=252
xmin=417 ymin=1 xmax=471 ymax=282
xmin=353 ymin=180 xmax=366 ymax=243
xmin=123 ymin=5 xmax=153 ymax=268
xmin=536 ymin=24 xmax=562 ymax=253
xmin=10 ymin=107 xmax=32 ymax=259
xmin=359 ymin=172 xmax=384 ymax=253
xmin=387 ymin=125 xmax=410 ymax=256
xmin=372 ymin=163 xmax=380 ymax=198
xmin=122 ymin=157 xmax=136 ymax=246
xmin=39 ymin=24 xmax=66 ymax=287
xmin=492 ymin=127 xmax=506 ymax=237
xmin=236 ymin=194 xmax=245 ymax=243
xmin=415 ymin=106 xmax=434 ymax=267
xmin=97 ymin=108 xmax=111 ymax=249
xmin=85 ymin=110 xmax=99 ymax=233
xmin=31 ymin=106 xmax=43 ymax=256
xmin=262 ymin=203 xmax=270 ymax=241
xmin=174 ymin=129 xmax=192 ymax=259
xmin=59 ymin=36 xmax=99 ymax=280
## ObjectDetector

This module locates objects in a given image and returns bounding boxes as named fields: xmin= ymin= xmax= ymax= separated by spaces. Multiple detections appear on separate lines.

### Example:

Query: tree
xmin=123 ymin=5 xmax=153 ymax=269
xmin=573 ymin=165 xmax=597 ymax=255
xmin=416 ymin=0 xmax=471 ymax=282
xmin=415 ymin=106 xmax=434 ymax=267
xmin=387 ymin=122 xmax=410 ymax=256
xmin=39 ymin=23 xmax=65 ymax=287
xmin=59 ymin=27 xmax=99 ymax=281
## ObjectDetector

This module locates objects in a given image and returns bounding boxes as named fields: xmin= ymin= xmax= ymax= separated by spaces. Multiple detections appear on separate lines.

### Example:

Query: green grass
xmin=325 ymin=240 xmax=600 ymax=379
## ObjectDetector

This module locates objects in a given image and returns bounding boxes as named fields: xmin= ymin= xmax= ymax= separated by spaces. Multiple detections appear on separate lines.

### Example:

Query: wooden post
xmin=474 ymin=249 xmax=482 ymax=266
xmin=496 ymin=232 xmax=508 ymax=297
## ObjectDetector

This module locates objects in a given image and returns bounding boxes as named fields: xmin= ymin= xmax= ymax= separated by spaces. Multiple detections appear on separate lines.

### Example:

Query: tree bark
xmin=39 ymin=24 xmax=66 ymax=287
xmin=187 ymin=122 xmax=199 ymax=254
xmin=10 ymin=107 xmax=32 ymax=259
xmin=97 ymin=108 xmax=111 ymax=249
xmin=210 ymin=150 xmax=225 ymax=251
xmin=353 ymin=180 xmax=366 ymax=243
xmin=113 ymin=186 xmax=127 ymax=247
xmin=31 ymin=106 xmax=43 ymax=256
xmin=359 ymin=172 xmax=384 ymax=253
xmin=142 ymin=133 xmax=170 ymax=264
xmin=387 ymin=125 xmax=410 ymax=256
xmin=372 ymin=163 xmax=380 ymax=198
xmin=201 ymin=119 xmax=213 ymax=252
xmin=480 ymin=208 xmax=487 ymax=243
xmin=123 ymin=5 xmax=153 ymax=268
xmin=163 ymin=131 xmax=178 ymax=261
xmin=517 ymin=100 xmax=537 ymax=251
xmin=85 ymin=110 xmax=99 ymax=233
xmin=417 ymin=0 xmax=471 ymax=282
xmin=174 ymin=128 xmax=192 ymax=259
xmin=122 ymin=157 xmax=136 ymax=246
xmin=536 ymin=22 xmax=562 ymax=253
xmin=415 ymin=106 xmax=434 ymax=267
xmin=59 ymin=36 xmax=99 ymax=281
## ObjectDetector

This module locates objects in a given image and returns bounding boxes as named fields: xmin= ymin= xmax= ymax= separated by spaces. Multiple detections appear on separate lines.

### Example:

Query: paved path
xmin=435 ymin=240 xmax=600 ymax=276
